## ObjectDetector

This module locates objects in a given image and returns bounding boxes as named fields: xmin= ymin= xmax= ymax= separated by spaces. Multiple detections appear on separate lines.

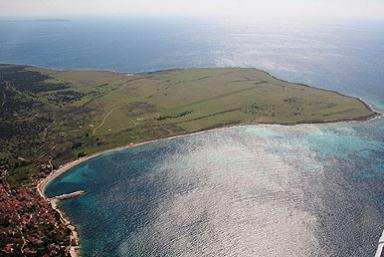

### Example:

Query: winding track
xmin=92 ymin=109 xmax=114 ymax=135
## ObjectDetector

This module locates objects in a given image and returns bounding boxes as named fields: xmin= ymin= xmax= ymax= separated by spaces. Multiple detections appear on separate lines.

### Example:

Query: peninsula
xmin=0 ymin=64 xmax=376 ymax=256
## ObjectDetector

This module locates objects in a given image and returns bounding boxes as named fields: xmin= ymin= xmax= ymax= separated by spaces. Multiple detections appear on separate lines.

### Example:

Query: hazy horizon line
xmin=0 ymin=13 xmax=383 ymax=22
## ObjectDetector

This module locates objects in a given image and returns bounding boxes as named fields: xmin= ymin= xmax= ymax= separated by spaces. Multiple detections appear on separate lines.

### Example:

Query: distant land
xmin=0 ymin=64 xmax=376 ymax=256
xmin=0 ymin=18 xmax=70 ymax=23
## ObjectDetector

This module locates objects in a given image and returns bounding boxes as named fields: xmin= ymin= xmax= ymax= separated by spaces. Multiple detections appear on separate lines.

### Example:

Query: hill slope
xmin=0 ymin=64 xmax=376 ymax=256
xmin=0 ymin=64 xmax=376 ymax=185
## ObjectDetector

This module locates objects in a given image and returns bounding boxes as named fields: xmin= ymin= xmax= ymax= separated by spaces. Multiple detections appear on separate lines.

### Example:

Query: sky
xmin=1 ymin=0 xmax=384 ymax=19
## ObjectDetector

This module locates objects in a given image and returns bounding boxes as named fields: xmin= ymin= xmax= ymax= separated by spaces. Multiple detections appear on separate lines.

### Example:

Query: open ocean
xmin=2 ymin=16 xmax=384 ymax=256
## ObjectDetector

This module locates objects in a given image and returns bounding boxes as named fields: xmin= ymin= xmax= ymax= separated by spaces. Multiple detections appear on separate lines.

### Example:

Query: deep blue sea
xmin=2 ymin=16 xmax=384 ymax=256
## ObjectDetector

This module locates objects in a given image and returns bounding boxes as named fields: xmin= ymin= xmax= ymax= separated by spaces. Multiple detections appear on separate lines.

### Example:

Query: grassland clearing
xmin=0 ymin=64 xmax=376 ymax=185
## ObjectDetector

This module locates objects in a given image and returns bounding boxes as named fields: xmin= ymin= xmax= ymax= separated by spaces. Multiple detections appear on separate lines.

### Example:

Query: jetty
xmin=50 ymin=190 xmax=86 ymax=201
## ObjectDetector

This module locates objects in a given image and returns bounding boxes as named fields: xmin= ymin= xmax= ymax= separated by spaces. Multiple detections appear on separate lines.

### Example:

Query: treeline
xmin=156 ymin=110 xmax=192 ymax=121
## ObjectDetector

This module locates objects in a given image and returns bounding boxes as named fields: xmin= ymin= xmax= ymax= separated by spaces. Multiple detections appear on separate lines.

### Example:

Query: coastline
xmin=1 ymin=16 xmax=383 ymax=257
xmin=36 ymin=108 xmax=381 ymax=197
xmin=36 ymin=111 xmax=381 ymax=257
xmin=7 ymin=62 xmax=381 ymax=118
xmin=36 ymin=131 xmax=216 ymax=257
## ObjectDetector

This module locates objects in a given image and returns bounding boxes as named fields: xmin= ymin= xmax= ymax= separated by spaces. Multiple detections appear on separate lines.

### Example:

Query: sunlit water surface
xmin=47 ymin=122 xmax=384 ymax=257
xmin=3 ymin=16 xmax=384 ymax=257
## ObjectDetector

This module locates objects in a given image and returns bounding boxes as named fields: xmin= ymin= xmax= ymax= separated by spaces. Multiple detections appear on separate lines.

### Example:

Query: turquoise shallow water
xmin=4 ymin=16 xmax=384 ymax=256
xmin=45 ymin=120 xmax=384 ymax=257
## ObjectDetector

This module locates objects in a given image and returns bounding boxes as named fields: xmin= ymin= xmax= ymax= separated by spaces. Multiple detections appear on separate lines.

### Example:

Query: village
xmin=0 ymin=164 xmax=71 ymax=256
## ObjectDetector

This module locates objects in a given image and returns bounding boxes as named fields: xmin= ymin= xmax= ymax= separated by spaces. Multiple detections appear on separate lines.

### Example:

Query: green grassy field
xmin=0 ymin=64 xmax=376 ymax=185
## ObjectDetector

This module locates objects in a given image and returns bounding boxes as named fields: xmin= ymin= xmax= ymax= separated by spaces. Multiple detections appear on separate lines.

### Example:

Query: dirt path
xmin=92 ymin=109 xmax=114 ymax=135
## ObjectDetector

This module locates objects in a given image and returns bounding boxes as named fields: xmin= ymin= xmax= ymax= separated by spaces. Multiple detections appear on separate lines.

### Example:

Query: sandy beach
xmin=37 ymin=127 xmax=236 ymax=198
xmin=35 ymin=112 xmax=382 ymax=257
xmin=36 ymin=132 xmax=210 ymax=257
xmin=36 ymin=146 xmax=146 ymax=257
xmin=37 ymin=157 xmax=94 ymax=257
